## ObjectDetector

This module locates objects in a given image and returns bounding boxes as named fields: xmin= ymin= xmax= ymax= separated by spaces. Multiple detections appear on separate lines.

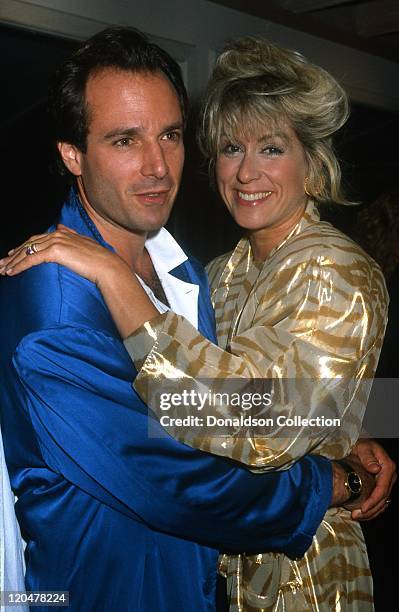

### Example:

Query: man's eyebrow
xmin=161 ymin=122 xmax=184 ymax=134
xmin=103 ymin=122 xmax=183 ymax=141
xmin=104 ymin=127 xmax=141 ymax=140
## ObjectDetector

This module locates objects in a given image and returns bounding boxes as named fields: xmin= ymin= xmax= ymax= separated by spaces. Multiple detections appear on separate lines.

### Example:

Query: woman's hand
xmin=0 ymin=224 xmax=127 ymax=285
xmin=0 ymin=225 xmax=160 ymax=337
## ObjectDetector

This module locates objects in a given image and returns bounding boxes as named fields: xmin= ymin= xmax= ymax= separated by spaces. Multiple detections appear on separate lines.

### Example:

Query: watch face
xmin=348 ymin=472 xmax=362 ymax=494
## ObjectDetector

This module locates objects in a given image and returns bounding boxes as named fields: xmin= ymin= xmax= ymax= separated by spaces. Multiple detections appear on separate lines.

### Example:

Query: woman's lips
xmin=236 ymin=190 xmax=272 ymax=206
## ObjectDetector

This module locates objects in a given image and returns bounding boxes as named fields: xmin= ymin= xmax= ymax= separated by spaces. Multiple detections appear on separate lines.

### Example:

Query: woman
xmin=0 ymin=39 xmax=388 ymax=610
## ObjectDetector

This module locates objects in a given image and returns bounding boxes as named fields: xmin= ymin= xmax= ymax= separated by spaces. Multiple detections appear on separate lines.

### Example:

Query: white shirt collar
xmin=138 ymin=228 xmax=199 ymax=329
xmin=145 ymin=227 xmax=188 ymax=272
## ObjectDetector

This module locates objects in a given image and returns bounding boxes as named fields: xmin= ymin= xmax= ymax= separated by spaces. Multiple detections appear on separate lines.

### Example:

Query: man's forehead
xmin=84 ymin=68 xmax=182 ymax=128
xmin=85 ymin=68 xmax=179 ymax=106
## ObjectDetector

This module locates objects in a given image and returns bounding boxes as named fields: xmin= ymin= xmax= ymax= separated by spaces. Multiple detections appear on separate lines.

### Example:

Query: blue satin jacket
xmin=0 ymin=190 xmax=332 ymax=611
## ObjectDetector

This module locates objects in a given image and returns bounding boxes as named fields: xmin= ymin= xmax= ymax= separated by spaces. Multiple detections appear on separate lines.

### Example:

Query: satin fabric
xmin=126 ymin=201 xmax=387 ymax=610
xmin=0 ymin=189 xmax=331 ymax=611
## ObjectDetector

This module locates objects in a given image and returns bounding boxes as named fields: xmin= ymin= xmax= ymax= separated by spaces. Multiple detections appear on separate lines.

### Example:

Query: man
xmin=0 ymin=26 xmax=395 ymax=612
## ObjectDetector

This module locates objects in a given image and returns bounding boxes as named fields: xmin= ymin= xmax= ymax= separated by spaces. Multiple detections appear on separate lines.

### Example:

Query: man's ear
xmin=57 ymin=142 xmax=83 ymax=176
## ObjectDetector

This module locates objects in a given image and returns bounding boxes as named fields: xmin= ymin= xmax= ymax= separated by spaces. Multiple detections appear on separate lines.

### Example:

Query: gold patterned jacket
xmin=126 ymin=202 xmax=388 ymax=472
xmin=125 ymin=202 xmax=388 ymax=611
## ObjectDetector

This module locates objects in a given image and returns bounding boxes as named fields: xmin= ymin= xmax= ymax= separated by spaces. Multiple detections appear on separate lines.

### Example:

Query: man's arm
xmin=12 ymin=324 xmax=332 ymax=558
xmin=2 ymin=231 xmax=395 ymax=515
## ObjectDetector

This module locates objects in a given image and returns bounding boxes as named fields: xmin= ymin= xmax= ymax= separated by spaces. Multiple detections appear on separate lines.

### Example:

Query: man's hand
xmin=330 ymin=459 xmax=375 ymax=509
xmin=348 ymin=439 xmax=397 ymax=521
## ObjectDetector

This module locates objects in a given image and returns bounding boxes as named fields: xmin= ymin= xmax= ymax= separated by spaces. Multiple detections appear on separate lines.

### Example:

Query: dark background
xmin=1 ymin=22 xmax=398 ymax=610
xmin=2 ymin=23 xmax=399 ymax=263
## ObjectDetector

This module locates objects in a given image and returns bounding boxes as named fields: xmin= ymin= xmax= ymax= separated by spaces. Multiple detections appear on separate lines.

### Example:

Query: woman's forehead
xmin=219 ymin=115 xmax=292 ymax=143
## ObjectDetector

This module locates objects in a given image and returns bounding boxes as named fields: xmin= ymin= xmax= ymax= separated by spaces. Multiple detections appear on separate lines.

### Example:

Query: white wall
xmin=1 ymin=0 xmax=399 ymax=110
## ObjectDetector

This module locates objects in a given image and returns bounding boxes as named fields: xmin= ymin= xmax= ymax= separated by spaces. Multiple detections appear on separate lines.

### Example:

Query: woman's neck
xmin=248 ymin=203 xmax=307 ymax=261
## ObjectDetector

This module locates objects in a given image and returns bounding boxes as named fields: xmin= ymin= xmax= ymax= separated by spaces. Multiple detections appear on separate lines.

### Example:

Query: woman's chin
xmin=231 ymin=214 xmax=270 ymax=233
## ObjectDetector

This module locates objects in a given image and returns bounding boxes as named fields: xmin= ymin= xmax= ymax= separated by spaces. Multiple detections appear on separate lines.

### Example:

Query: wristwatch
xmin=337 ymin=459 xmax=363 ymax=502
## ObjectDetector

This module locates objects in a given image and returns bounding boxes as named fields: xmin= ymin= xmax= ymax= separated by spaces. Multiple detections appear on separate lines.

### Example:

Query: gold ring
xmin=25 ymin=243 xmax=38 ymax=256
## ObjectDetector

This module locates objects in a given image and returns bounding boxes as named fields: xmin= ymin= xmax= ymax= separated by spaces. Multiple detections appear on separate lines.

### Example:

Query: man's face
xmin=60 ymin=69 xmax=184 ymax=236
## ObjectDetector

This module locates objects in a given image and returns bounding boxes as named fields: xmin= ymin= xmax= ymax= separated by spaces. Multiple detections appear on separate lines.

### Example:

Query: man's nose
xmin=141 ymin=142 xmax=169 ymax=179
xmin=237 ymin=153 xmax=261 ymax=184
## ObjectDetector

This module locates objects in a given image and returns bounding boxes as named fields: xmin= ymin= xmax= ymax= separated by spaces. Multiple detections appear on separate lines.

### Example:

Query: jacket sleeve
xmin=12 ymin=325 xmax=331 ymax=558
xmin=125 ymin=252 xmax=388 ymax=469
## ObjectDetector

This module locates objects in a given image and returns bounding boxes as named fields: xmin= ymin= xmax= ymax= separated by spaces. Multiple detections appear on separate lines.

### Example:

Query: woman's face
xmin=215 ymin=120 xmax=308 ymax=234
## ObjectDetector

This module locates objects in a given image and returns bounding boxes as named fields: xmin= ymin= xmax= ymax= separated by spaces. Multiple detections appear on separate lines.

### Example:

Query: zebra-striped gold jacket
xmin=125 ymin=201 xmax=388 ymax=611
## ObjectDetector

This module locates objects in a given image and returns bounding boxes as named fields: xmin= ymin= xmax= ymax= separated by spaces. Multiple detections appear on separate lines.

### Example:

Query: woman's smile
xmin=236 ymin=190 xmax=273 ymax=205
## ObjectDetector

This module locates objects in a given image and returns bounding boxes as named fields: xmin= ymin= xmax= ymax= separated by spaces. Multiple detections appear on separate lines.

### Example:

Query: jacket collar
xmin=215 ymin=200 xmax=320 ymax=346
xmin=58 ymin=188 xmax=200 ymax=328
xmin=59 ymin=187 xmax=189 ymax=272
xmin=58 ymin=188 xmax=114 ymax=249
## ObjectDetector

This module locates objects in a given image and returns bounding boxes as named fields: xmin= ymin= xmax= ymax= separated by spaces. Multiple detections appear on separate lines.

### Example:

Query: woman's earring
xmin=304 ymin=176 xmax=324 ymax=198
xmin=304 ymin=176 xmax=312 ymax=197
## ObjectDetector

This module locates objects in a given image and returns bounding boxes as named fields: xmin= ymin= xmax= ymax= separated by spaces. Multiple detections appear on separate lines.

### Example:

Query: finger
xmin=6 ymin=233 xmax=50 ymax=257
xmin=372 ymin=459 xmax=396 ymax=492
xmin=361 ymin=481 xmax=392 ymax=514
xmin=362 ymin=494 xmax=388 ymax=518
xmin=352 ymin=441 xmax=382 ymax=474
xmin=3 ymin=236 xmax=50 ymax=261
xmin=360 ymin=474 xmax=395 ymax=515
xmin=360 ymin=441 xmax=397 ymax=479
xmin=353 ymin=498 xmax=391 ymax=521
xmin=4 ymin=228 xmax=72 ymax=261
xmin=0 ymin=236 xmax=52 ymax=268
xmin=362 ymin=461 xmax=381 ymax=474
xmin=0 ymin=238 xmax=59 ymax=275
xmin=0 ymin=231 xmax=95 ymax=275
xmin=2 ymin=249 xmax=52 ymax=276
xmin=361 ymin=500 xmax=389 ymax=520
xmin=0 ymin=249 xmax=33 ymax=271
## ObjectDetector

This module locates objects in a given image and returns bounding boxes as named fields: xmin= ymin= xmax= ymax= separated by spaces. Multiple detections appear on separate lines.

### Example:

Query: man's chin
xmin=125 ymin=212 xmax=173 ymax=235
xmin=145 ymin=209 xmax=173 ymax=231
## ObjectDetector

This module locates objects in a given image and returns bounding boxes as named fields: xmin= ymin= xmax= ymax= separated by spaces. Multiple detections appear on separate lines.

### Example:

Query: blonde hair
xmin=199 ymin=37 xmax=351 ymax=205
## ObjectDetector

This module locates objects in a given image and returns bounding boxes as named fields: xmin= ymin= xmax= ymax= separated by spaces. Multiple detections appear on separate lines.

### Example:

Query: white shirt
xmin=137 ymin=227 xmax=199 ymax=326
xmin=0 ymin=429 xmax=27 ymax=611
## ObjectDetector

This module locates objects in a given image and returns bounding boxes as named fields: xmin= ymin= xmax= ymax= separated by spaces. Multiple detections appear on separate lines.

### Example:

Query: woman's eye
xmin=222 ymin=143 xmax=242 ymax=156
xmin=262 ymin=145 xmax=283 ymax=156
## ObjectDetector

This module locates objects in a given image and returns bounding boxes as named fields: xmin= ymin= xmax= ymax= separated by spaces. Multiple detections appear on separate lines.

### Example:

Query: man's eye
xmin=162 ymin=131 xmax=181 ymax=142
xmin=114 ymin=138 xmax=132 ymax=147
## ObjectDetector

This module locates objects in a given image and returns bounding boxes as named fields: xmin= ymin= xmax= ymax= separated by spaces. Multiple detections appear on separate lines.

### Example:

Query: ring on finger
xmin=25 ymin=243 xmax=38 ymax=256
